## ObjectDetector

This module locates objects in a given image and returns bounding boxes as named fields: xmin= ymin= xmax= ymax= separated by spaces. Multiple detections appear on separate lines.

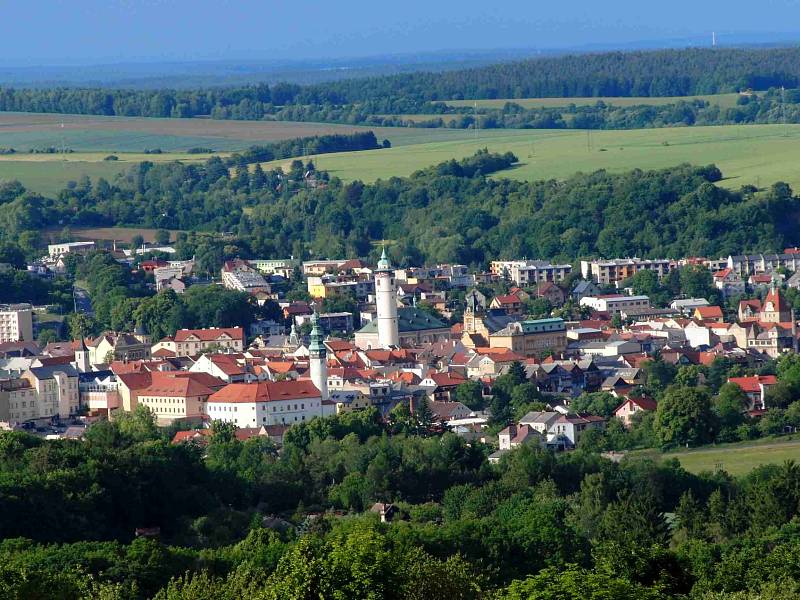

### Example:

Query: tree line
xmin=1 ymin=152 xmax=796 ymax=269
xmin=3 ymin=48 xmax=800 ymax=130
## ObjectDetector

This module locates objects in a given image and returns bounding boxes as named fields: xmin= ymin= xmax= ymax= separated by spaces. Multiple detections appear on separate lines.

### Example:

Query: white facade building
xmin=206 ymin=380 xmax=331 ymax=428
xmin=374 ymin=248 xmax=400 ymax=348
xmin=0 ymin=303 xmax=33 ymax=343
xmin=579 ymin=295 xmax=651 ymax=316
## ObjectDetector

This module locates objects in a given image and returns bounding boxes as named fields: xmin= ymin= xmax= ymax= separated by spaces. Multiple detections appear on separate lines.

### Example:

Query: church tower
xmin=308 ymin=312 xmax=328 ymax=401
xmin=374 ymin=247 xmax=400 ymax=348
xmin=74 ymin=336 xmax=91 ymax=373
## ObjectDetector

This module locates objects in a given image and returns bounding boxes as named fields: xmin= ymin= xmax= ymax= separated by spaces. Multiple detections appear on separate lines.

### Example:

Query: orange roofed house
xmin=206 ymin=379 xmax=334 ymax=428
xmin=152 ymin=327 xmax=245 ymax=357
xmin=135 ymin=372 xmax=226 ymax=425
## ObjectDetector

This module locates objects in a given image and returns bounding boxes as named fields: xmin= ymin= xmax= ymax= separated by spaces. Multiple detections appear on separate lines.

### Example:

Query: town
xmin=4 ymin=240 xmax=799 ymax=460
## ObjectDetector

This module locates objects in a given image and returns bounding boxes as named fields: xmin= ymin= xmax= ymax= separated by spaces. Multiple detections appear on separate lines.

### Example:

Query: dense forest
xmin=4 ymin=47 xmax=800 ymax=131
xmin=0 ymin=152 xmax=796 ymax=268
xmin=6 ymin=384 xmax=800 ymax=599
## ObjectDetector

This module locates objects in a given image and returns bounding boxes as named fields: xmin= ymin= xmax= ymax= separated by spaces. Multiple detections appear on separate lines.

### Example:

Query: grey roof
xmin=519 ymin=411 xmax=560 ymax=425
xmin=572 ymin=281 xmax=599 ymax=294
xmin=29 ymin=364 xmax=79 ymax=379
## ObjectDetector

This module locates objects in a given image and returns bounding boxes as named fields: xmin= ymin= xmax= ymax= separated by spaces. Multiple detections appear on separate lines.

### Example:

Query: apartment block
xmin=0 ymin=303 xmax=33 ymax=343
xmin=580 ymin=258 xmax=673 ymax=285
xmin=489 ymin=260 xmax=573 ymax=286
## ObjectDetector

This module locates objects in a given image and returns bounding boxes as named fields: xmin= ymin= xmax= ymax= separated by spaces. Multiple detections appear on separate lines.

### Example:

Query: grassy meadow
xmin=446 ymin=93 xmax=742 ymax=110
xmin=651 ymin=437 xmax=800 ymax=476
xmin=261 ymin=124 xmax=800 ymax=190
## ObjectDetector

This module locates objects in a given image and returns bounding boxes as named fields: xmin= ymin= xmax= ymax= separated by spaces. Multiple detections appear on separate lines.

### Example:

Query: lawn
xmin=446 ymin=93 xmax=742 ymax=110
xmin=653 ymin=437 xmax=800 ymax=476
xmin=261 ymin=124 xmax=800 ymax=190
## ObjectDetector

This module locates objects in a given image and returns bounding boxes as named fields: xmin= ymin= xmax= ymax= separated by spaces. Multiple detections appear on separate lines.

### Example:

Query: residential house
xmin=489 ymin=293 xmax=525 ymax=316
xmin=571 ymin=281 xmax=602 ymax=302
xmin=694 ymin=305 xmax=724 ymax=323
xmin=20 ymin=364 xmax=80 ymax=419
xmin=712 ymin=269 xmax=746 ymax=298
xmin=548 ymin=413 xmax=606 ymax=447
xmin=728 ymin=375 xmax=778 ymax=411
xmin=534 ymin=282 xmax=566 ymax=307
xmin=155 ymin=327 xmax=245 ymax=357
xmin=613 ymin=395 xmax=657 ymax=426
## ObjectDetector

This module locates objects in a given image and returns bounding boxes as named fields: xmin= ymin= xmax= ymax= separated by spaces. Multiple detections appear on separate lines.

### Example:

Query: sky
xmin=1 ymin=0 xmax=800 ymax=65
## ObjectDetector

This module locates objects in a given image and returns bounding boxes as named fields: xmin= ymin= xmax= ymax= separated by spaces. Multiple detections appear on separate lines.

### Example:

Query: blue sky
xmin=2 ymin=0 xmax=800 ymax=64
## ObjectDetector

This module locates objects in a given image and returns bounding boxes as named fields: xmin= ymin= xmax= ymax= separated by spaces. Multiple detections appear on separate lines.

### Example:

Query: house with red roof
xmin=206 ymin=379 xmax=331 ymax=428
xmin=713 ymin=268 xmax=745 ymax=298
xmin=738 ymin=299 xmax=762 ymax=322
xmin=728 ymin=375 xmax=778 ymax=411
xmin=190 ymin=353 xmax=250 ymax=383
xmin=153 ymin=327 xmax=245 ymax=357
xmin=489 ymin=293 xmax=524 ymax=316
xmin=693 ymin=305 xmax=724 ymax=323
xmin=613 ymin=395 xmax=658 ymax=427
xmin=419 ymin=371 xmax=467 ymax=401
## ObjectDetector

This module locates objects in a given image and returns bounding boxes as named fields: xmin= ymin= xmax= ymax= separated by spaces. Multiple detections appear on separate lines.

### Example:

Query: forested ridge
xmin=3 ymin=47 xmax=800 ymax=131
xmin=0 ymin=152 xmax=797 ymax=267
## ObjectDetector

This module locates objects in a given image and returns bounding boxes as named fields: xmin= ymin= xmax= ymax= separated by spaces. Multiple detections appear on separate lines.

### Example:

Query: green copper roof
xmin=357 ymin=307 xmax=448 ymax=334
xmin=308 ymin=312 xmax=326 ymax=354
xmin=376 ymin=246 xmax=391 ymax=271
xmin=518 ymin=318 xmax=566 ymax=334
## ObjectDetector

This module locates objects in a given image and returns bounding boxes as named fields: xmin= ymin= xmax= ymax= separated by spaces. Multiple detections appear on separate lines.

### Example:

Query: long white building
xmin=206 ymin=380 xmax=332 ymax=428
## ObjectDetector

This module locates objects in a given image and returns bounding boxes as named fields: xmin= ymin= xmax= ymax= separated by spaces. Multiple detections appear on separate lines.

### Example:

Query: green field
xmin=649 ymin=437 xmax=800 ymax=476
xmin=446 ymin=93 xmax=742 ymax=110
xmin=262 ymin=124 xmax=800 ymax=190
xmin=0 ymin=111 xmax=527 ymax=194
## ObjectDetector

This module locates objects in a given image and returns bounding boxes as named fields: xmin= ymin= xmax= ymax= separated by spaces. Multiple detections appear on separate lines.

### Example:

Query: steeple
xmin=288 ymin=321 xmax=299 ymax=347
xmin=308 ymin=311 xmax=328 ymax=401
xmin=75 ymin=335 xmax=91 ymax=373
xmin=377 ymin=244 xmax=391 ymax=271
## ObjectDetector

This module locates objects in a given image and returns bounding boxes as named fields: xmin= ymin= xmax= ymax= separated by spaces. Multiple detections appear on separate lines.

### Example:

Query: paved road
xmin=73 ymin=286 xmax=94 ymax=316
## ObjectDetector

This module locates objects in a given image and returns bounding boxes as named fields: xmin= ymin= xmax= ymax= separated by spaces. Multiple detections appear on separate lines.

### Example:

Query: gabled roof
xmin=615 ymin=395 xmax=657 ymax=413
xmin=492 ymin=294 xmax=522 ymax=305
xmin=208 ymin=380 xmax=321 ymax=404
xmin=174 ymin=327 xmax=244 ymax=342
xmin=729 ymin=375 xmax=778 ymax=394
xmin=425 ymin=372 xmax=467 ymax=388
xmin=695 ymin=306 xmax=723 ymax=319
xmin=140 ymin=372 xmax=221 ymax=397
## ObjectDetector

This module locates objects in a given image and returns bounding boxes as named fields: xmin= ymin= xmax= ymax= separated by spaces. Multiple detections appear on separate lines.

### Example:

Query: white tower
xmin=308 ymin=312 xmax=328 ymax=401
xmin=74 ymin=336 xmax=91 ymax=373
xmin=375 ymin=247 xmax=399 ymax=348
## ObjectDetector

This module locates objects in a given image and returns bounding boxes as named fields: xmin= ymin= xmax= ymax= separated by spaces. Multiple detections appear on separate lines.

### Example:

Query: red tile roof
xmin=493 ymin=294 xmax=522 ymax=305
xmin=729 ymin=375 xmax=778 ymax=394
xmin=174 ymin=327 xmax=244 ymax=342
xmin=695 ymin=306 xmax=723 ymax=319
xmin=208 ymin=380 xmax=321 ymax=404
xmin=426 ymin=372 xmax=467 ymax=387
